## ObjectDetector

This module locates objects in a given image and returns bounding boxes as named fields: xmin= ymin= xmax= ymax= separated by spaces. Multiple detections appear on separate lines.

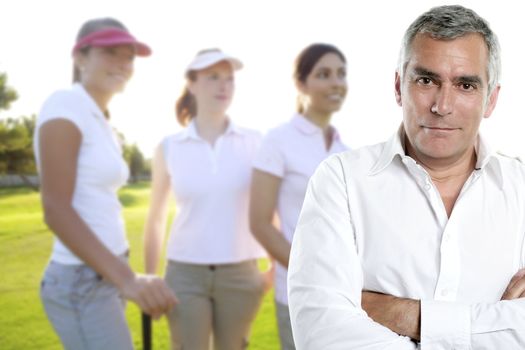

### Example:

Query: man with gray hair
xmin=288 ymin=5 xmax=525 ymax=349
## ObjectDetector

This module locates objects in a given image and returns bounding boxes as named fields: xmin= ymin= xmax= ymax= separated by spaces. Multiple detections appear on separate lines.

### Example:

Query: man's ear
xmin=395 ymin=71 xmax=402 ymax=107
xmin=483 ymin=84 xmax=500 ymax=119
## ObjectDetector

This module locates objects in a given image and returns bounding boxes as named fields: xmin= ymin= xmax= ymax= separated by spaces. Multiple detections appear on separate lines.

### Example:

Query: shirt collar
xmin=176 ymin=118 xmax=245 ymax=142
xmin=369 ymin=124 xmax=504 ymax=188
xmin=475 ymin=133 xmax=504 ymax=189
xmin=72 ymin=83 xmax=108 ymax=121
xmin=291 ymin=113 xmax=342 ymax=142
xmin=291 ymin=113 xmax=322 ymax=135
xmin=224 ymin=119 xmax=245 ymax=136
xmin=369 ymin=124 xmax=406 ymax=175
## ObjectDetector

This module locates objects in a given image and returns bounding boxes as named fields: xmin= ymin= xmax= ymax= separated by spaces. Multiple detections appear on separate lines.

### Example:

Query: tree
xmin=0 ymin=73 xmax=37 ymax=189
xmin=123 ymin=142 xmax=149 ymax=183
xmin=0 ymin=115 xmax=37 ymax=188
xmin=0 ymin=72 xmax=18 ymax=111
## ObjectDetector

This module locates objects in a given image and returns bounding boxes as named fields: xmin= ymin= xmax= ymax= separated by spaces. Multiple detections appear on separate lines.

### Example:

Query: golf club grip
xmin=142 ymin=312 xmax=152 ymax=350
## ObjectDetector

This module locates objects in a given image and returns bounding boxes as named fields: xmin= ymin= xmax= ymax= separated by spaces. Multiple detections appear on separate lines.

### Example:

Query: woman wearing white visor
xmin=35 ymin=18 xmax=177 ymax=349
xmin=144 ymin=49 xmax=272 ymax=349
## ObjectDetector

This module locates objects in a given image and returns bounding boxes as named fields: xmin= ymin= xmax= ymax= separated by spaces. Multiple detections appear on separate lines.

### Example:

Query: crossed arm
xmin=288 ymin=157 xmax=525 ymax=349
xmin=361 ymin=269 xmax=525 ymax=342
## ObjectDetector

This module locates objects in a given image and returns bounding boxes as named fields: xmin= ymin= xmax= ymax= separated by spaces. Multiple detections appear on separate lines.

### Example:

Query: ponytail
xmin=175 ymin=87 xmax=197 ymax=126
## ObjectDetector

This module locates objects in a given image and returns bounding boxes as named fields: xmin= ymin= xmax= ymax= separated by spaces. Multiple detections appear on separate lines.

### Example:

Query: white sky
xmin=1 ymin=0 xmax=524 ymax=158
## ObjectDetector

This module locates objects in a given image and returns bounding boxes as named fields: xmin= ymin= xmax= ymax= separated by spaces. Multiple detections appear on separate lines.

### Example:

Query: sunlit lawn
xmin=0 ymin=182 xmax=279 ymax=349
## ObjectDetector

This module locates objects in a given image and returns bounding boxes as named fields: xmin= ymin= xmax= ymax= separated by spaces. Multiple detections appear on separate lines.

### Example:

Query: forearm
xmin=398 ymin=298 xmax=421 ymax=341
xmin=44 ymin=201 xmax=134 ymax=288
xmin=363 ymin=291 xmax=525 ymax=349
xmin=252 ymin=222 xmax=291 ymax=267
xmin=362 ymin=291 xmax=421 ymax=341
xmin=143 ymin=223 xmax=164 ymax=274
xmin=143 ymin=145 xmax=171 ymax=274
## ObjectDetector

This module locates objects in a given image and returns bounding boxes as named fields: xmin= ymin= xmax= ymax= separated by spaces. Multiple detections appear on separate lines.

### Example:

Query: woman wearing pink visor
xmin=35 ymin=18 xmax=177 ymax=349
xmin=144 ymin=49 xmax=272 ymax=349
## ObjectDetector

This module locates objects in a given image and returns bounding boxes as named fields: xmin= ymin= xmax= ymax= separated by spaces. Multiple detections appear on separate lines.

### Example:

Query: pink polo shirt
xmin=253 ymin=114 xmax=348 ymax=304
xmin=163 ymin=120 xmax=267 ymax=264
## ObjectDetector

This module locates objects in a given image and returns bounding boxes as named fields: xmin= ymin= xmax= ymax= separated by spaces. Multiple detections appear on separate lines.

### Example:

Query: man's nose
xmin=431 ymin=85 xmax=454 ymax=116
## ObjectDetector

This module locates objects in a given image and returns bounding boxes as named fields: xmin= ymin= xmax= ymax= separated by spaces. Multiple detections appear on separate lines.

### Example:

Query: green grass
xmin=0 ymin=183 xmax=279 ymax=349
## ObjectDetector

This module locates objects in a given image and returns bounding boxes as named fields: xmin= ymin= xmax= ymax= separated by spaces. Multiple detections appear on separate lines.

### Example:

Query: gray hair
xmin=398 ymin=5 xmax=501 ymax=94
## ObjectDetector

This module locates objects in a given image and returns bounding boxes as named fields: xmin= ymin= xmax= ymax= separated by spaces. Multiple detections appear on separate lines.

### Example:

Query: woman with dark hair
xmin=35 ymin=17 xmax=177 ymax=349
xmin=144 ymin=48 xmax=272 ymax=349
xmin=249 ymin=43 xmax=349 ymax=349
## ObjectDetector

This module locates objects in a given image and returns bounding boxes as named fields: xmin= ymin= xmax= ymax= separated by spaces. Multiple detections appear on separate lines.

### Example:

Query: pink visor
xmin=72 ymin=28 xmax=151 ymax=56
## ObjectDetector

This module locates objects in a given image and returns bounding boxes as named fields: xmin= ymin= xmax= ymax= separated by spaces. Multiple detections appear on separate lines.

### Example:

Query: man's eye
xmin=460 ymin=83 xmax=476 ymax=91
xmin=417 ymin=77 xmax=432 ymax=85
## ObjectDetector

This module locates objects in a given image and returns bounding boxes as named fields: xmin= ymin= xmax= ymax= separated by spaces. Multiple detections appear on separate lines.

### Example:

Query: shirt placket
xmin=403 ymin=157 xmax=461 ymax=300
xmin=423 ymin=177 xmax=461 ymax=301
xmin=402 ymin=157 xmax=448 ymax=222
xmin=432 ymin=171 xmax=482 ymax=302
xmin=434 ymin=222 xmax=461 ymax=301
xmin=95 ymin=114 xmax=120 ymax=155
xmin=419 ymin=168 xmax=461 ymax=302
xmin=206 ymin=136 xmax=224 ymax=175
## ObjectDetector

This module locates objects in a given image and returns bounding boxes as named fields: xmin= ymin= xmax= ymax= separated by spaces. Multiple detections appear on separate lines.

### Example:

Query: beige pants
xmin=165 ymin=260 xmax=265 ymax=350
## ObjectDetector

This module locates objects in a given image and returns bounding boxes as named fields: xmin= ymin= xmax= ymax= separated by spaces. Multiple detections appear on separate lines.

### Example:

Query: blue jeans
xmin=40 ymin=259 xmax=133 ymax=350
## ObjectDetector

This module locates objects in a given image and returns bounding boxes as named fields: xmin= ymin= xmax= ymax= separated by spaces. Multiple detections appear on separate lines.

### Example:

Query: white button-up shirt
xmin=163 ymin=121 xmax=266 ymax=264
xmin=34 ymin=84 xmax=129 ymax=265
xmin=288 ymin=127 xmax=525 ymax=349
xmin=253 ymin=114 xmax=347 ymax=304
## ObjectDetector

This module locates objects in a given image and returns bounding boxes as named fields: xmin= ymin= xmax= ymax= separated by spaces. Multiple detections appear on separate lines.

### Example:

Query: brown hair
xmin=72 ymin=18 xmax=128 ymax=83
xmin=175 ymin=71 xmax=198 ymax=126
xmin=294 ymin=43 xmax=346 ymax=113
xmin=174 ymin=48 xmax=224 ymax=126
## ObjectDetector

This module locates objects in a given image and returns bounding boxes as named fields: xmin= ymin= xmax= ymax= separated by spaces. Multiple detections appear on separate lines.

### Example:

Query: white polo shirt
xmin=34 ymin=83 xmax=130 ymax=265
xmin=163 ymin=120 xmax=267 ymax=264
xmin=253 ymin=114 xmax=348 ymax=304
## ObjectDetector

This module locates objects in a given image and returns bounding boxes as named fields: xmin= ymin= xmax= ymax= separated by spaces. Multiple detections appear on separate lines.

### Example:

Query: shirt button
xmin=440 ymin=289 xmax=449 ymax=297
xmin=424 ymin=183 xmax=431 ymax=190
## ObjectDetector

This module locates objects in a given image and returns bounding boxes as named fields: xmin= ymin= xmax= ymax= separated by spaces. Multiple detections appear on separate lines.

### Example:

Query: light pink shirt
xmin=253 ymin=114 xmax=347 ymax=304
xmin=163 ymin=120 xmax=266 ymax=264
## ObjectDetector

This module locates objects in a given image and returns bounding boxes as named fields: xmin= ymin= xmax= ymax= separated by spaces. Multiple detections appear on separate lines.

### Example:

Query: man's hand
xmin=361 ymin=291 xmax=421 ymax=341
xmin=501 ymin=268 xmax=525 ymax=300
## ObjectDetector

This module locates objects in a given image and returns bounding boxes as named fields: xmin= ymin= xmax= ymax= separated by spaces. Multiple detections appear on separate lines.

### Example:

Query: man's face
xmin=395 ymin=33 xmax=500 ymax=165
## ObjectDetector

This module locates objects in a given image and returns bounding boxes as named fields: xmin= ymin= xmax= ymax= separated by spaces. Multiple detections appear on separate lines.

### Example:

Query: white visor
xmin=186 ymin=50 xmax=243 ymax=73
